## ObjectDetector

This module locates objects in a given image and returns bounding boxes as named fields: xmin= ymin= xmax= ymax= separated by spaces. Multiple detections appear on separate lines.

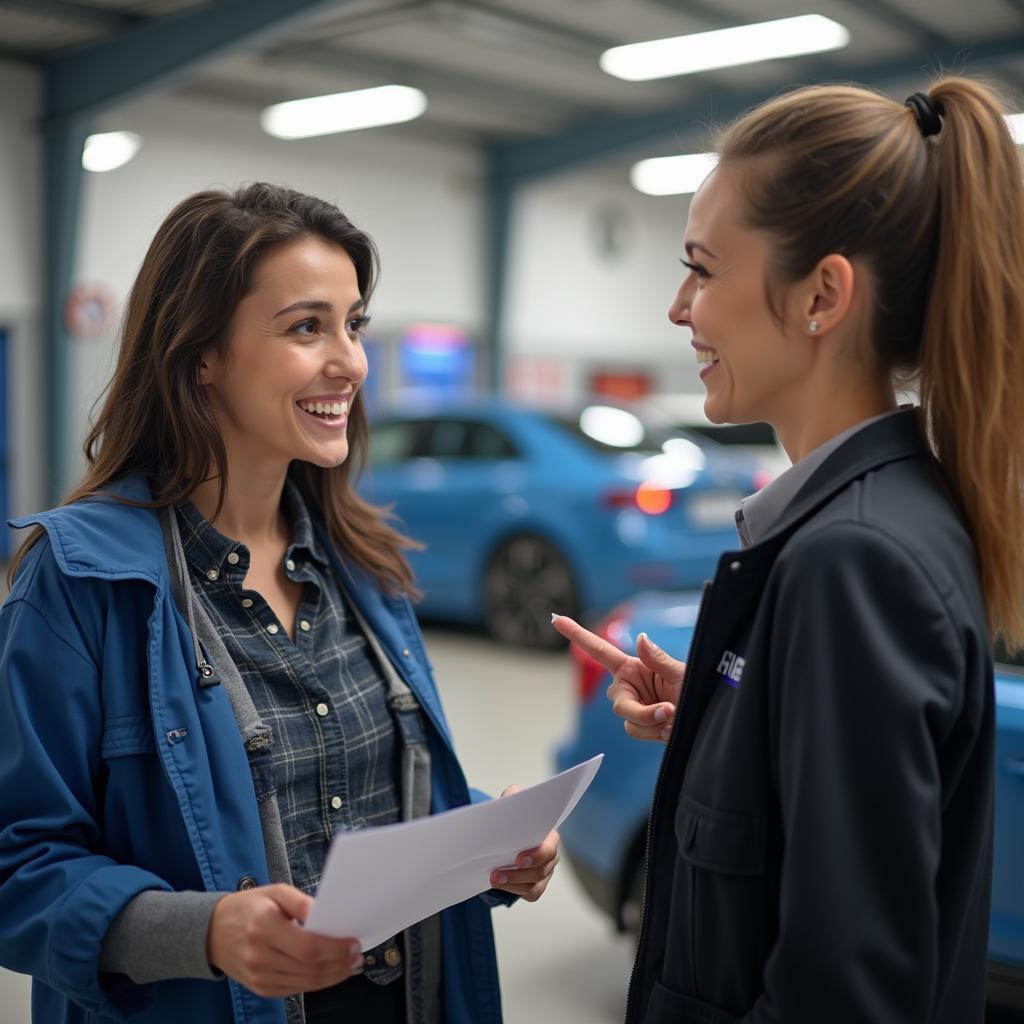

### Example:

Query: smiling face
xmin=200 ymin=234 xmax=370 ymax=476
xmin=669 ymin=164 xmax=818 ymax=428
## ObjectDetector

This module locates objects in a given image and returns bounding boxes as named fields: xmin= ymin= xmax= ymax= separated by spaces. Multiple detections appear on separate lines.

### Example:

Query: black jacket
xmin=628 ymin=409 xmax=994 ymax=1024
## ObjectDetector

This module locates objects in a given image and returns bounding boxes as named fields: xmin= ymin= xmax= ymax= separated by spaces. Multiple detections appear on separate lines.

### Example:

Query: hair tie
xmin=905 ymin=92 xmax=943 ymax=137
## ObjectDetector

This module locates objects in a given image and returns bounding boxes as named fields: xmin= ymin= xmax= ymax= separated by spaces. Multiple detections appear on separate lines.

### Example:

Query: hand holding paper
xmin=488 ymin=784 xmax=560 ymax=902
xmin=306 ymin=755 xmax=603 ymax=947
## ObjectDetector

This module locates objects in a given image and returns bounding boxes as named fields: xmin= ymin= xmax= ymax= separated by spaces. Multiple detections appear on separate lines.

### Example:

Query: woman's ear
xmin=802 ymin=253 xmax=856 ymax=335
xmin=197 ymin=354 xmax=214 ymax=387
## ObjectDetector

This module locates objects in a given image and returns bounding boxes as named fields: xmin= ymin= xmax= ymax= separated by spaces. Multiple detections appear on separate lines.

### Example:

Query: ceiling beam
xmin=645 ymin=0 xmax=743 ymax=28
xmin=487 ymin=28 xmax=1024 ymax=183
xmin=291 ymin=0 xmax=428 ymax=41
xmin=461 ymin=0 xmax=614 ymax=54
xmin=265 ymin=39 xmax=587 ymax=124
xmin=0 ymin=0 xmax=140 ymax=30
xmin=835 ymin=0 xmax=946 ymax=48
xmin=44 ymin=0 xmax=350 ymax=121
xmin=836 ymin=0 xmax=1024 ymax=97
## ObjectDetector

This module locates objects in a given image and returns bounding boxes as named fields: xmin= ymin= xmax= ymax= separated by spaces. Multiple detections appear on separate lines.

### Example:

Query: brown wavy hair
xmin=717 ymin=77 xmax=1024 ymax=648
xmin=9 ymin=183 xmax=418 ymax=594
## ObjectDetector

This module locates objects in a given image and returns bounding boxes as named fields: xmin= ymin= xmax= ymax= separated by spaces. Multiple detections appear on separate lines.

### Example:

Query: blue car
xmin=361 ymin=398 xmax=761 ymax=647
xmin=555 ymin=590 xmax=1024 ymax=1011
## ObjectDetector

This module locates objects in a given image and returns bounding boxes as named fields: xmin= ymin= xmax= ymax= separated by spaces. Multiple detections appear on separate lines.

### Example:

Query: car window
xmin=547 ymin=409 xmax=706 ymax=456
xmin=368 ymin=420 xmax=416 ymax=465
xmin=421 ymin=420 xmax=467 ymax=459
xmin=413 ymin=419 xmax=519 ymax=460
xmin=466 ymin=423 xmax=518 ymax=458
xmin=683 ymin=422 xmax=778 ymax=447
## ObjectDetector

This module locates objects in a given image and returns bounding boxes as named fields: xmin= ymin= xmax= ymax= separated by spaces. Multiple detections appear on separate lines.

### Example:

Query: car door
xmin=399 ymin=417 xmax=523 ymax=606
xmin=361 ymin=416 xmax=438 ymax=583
xmin=364 ymin=416 xmax=523 ymax=610
xmin=991 ymin=643 xmax=1024 ymax=971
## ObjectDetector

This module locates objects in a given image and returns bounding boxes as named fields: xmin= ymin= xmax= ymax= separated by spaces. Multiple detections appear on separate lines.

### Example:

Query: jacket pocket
xmin=101 ymin=715 xmax=156 ymax=757
xmin=644 ymin=979 xmax=735 ymax=1024
xmin=664 ymin=793 xmax=765 ymax=1012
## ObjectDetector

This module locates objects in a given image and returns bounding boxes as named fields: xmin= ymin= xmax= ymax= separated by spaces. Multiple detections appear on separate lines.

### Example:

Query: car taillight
xmin=635 ymin=482 xmax=672 ymax=515
xmin=601 ymin=483 xmax=674 ymax=516
xmin=570 ymin=609 xmax=629 ymax=704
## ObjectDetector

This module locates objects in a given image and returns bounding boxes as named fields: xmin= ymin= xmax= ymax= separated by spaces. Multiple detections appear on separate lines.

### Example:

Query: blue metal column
xmin=484 ymin=172 xmax=514 ymax=393
xmin=43 ymin=114 xmax=91 ymax=501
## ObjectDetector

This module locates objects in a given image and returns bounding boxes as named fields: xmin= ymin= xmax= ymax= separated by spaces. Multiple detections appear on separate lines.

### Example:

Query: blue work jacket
xmin=0 ymin=477 xmax=505 ymax=1023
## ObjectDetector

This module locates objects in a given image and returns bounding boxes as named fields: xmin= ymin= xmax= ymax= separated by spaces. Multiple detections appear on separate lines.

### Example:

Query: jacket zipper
xmin=623 ymin=579 xmax=714 ymax=1023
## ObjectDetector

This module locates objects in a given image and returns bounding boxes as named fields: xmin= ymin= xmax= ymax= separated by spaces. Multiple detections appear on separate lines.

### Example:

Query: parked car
xmin=360 ymin=398 xmax=760 ymax=647
xmin=638 ymin=392 xmax=791 ymax=483
xmin=554 ymin=590 xmax=1024 ymax=1010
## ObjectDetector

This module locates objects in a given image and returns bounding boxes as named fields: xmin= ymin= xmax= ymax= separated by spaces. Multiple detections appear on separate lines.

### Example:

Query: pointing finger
xmin=551 ymin=614 xmax=629 ymax=674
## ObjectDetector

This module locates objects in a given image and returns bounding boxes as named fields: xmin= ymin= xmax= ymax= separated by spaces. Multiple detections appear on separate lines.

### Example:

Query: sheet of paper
xmin=305 ymin=754 xmax=603 ymax=947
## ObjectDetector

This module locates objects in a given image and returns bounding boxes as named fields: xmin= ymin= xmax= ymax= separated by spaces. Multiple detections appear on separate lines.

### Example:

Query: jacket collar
xmin=761 ymin=407 xmax=931 ymax=546
xmin=9 ymin=475 xmax=167 ymax=584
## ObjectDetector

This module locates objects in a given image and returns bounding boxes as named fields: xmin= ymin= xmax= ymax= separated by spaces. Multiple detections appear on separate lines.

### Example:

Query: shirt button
xmin=315 ymin=702 xmax=329 ymax=717
xmin=729 ymin=560 xmax=742 ymax=573
xmin=300 ymin=620 xmax=311 ymax=632
xmin=206 ymin=569 xmax=219 ymax=581
xmin=383 ymin=946 xmax=402 ymax=967
xmin=237 ymin=875 xmax=257 ymax=891
xmin=364 ymin=954 xmax=377 ymax=966
xmin=227 ymin=552 xmax=240 ymax=565
xmin=285 ymin=558 xmax=296 ymax=572
xmin=402 ymin=649 xmax=410 ymax=658
xmin=266 ymin=623 xmax=279 ymax=635
xmin=330 ymin=795 xmax=342 ymax=810
xmin=241 ymin=598 xmax=254 ymax=608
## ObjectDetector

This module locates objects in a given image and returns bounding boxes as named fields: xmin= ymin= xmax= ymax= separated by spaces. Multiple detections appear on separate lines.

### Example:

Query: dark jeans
xmin=304 ymin=972 xmax=407 ymax=1024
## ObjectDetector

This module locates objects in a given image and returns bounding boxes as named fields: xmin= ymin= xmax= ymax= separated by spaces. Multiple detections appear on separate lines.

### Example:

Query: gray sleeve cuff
xmin=99 ymin=890 xmax=227 ymax=984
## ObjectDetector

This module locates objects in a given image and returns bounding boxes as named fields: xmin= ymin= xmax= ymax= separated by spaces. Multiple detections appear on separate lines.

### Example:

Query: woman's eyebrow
xmin=273 ymin=299 xmax=333 ymax=319
xmin=684 ymin=241 xmax=718 ymax=260
xmin=272 ymin=298 xmax=365 ymax=319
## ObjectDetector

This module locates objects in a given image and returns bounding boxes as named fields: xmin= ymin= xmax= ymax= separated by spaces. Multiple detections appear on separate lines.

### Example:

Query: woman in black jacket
xmin=555 ymin=76 xmax=1024 ymax=1023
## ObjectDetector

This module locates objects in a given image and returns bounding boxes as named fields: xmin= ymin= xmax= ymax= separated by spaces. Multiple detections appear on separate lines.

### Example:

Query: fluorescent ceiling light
xmin=1006 ymin=113 xmax=1024 ymax=144
xmin=261 ymin=85 xmax=427 ymax=139
xmin=82 ymin=131 xmax=142 ymax=173
xmin=600 ymin=14 xmax=850 ymax=82
xmin=631 ymin=153 xmax=718 ymax=196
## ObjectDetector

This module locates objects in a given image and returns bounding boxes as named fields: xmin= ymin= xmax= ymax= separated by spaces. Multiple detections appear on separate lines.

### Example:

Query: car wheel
xmin=483 ymin=535 xmax=577 ymax=648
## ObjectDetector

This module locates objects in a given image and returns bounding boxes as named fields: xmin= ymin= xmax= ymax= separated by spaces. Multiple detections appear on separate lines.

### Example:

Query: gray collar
xmin=735 ymin=410 xmax=901 ymax=548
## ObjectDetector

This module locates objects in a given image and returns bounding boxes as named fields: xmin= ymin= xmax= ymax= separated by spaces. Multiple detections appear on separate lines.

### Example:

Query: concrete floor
xmin=0 ymin=622 xmax=1019 ymax=1022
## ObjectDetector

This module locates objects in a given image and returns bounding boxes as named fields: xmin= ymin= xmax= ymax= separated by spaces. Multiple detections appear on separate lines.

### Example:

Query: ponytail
xmin=921 ymin=79 xmax=1024 ymax=648
xmin=717 ymin=77 xmax=1024 ymax=648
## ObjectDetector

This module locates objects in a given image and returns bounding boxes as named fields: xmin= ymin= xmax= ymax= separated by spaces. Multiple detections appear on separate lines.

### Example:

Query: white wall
xmin=0 ymin=59 xmax=43 ymax=523
xmin=504 ymin=168 xmax=700 ymax=399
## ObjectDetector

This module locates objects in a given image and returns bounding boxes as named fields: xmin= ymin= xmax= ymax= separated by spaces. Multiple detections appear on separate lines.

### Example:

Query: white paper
xmin=305 ymin=754 xmax=603 ymax=947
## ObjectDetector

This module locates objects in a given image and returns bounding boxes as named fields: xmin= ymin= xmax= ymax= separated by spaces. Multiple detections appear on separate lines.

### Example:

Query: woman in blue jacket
xmin=0 ymin=183 xmax=559 ymax=1024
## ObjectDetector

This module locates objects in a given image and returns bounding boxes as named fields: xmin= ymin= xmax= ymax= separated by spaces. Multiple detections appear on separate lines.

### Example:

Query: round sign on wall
xmin=65 ymin=284 xmax=117 ymax=339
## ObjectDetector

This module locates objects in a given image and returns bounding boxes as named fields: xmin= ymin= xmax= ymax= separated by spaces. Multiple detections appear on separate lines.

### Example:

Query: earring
xmin=808 ymin=320 xmax=820 ymax=333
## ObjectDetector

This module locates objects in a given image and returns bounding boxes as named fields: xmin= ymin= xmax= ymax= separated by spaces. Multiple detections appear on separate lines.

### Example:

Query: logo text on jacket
xmin=717 ymin=650 xmax=745 ymax=688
